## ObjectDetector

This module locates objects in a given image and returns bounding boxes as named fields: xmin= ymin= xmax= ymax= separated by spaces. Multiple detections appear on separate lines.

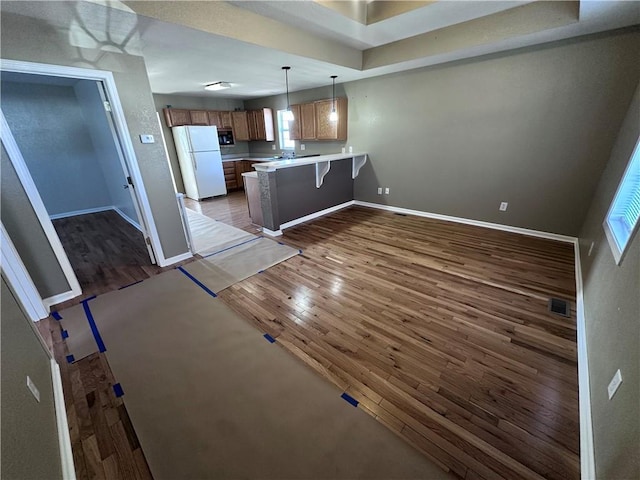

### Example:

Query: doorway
xmin=0 ymin=60 xmax=163 ymax=306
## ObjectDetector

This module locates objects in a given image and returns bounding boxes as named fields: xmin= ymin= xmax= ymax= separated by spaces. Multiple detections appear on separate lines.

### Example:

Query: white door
xmin=193 ymin=151 xmax=227 ymax=198
xmin=97 ymin=83 xmax=156 ymax=263
xmin=187 ymin=126 xmax=219 ymax=152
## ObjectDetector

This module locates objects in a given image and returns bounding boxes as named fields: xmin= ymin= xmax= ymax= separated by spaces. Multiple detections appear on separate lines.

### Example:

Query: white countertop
xmin=252 ymin=152 xmax=368 ymax=172
xmin=222 ymin=156 xmax=276 ymax=163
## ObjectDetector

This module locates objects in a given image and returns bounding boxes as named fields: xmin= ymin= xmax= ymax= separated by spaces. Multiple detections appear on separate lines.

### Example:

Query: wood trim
xmin=51 ymin=359 xmax=77 ymax=480
xmin=0 ymin=223 xmax=49 ymax=320
xmin=354 ymin=200 xmax=577 ymax=243
xmin=574 ymin=241 xmax=596 ymax=479
xmin=0 ymin=109 xmax=83 ymax=298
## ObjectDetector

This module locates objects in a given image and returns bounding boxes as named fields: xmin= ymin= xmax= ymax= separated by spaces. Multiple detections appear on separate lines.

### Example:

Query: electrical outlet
xmin=27 ymin=376 xmax=40 ymax=402
xmin=588 ymin=241 xmax=595 ymax=256
xmin=349 ymin=146 xmax=353 ymax=153
xmin=377 ymin=187 xmax=382 ymax=195
xmin=272 ymin=144 xmax=276 ymax=150
xmin=608 ymin=369 xmax=623 ymax=400
xmin=301 ymin=144 xmax=306 ymax=151
xmin=499 ymin=202 xmax=508 ymax=212
xmin=385 ymin=187 xmax=390 ymax=195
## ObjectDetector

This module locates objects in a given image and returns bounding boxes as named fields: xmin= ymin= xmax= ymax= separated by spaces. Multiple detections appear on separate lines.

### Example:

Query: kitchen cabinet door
xmin=207 ymin=111 xmax=221 ymax=127
xmin=300 ymin=103 xmax=316 ymax=140
xmin=315 ymin=97 xmax=347 ymax=141
xmin=247 ymin=109 xmax=275 ymax=141
xmin=220 ymin=111 xmax=233 ymax=128
xmin=235 ymin=160 xmax=256 ymax=188
xmin=163 ymin=108 xmax=191 ymax=127
xmin=223 ymin=161 xmax=238 ymax=190
xmin=231 ymin=111 xmax=250 ymax=141
xmin=189 ymin=110 xmax=209 ymax=125
xmin=289 ymin=104 xmax=301 ymax=141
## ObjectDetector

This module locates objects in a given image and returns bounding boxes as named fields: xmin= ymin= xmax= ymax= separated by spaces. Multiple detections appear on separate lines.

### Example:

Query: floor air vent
xmin=548 ymin=298 xmax=570 ymax=317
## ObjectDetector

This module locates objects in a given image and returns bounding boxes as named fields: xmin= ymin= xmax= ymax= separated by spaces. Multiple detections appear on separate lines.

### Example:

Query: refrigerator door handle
xmin=192 ymin=155 xmax=197 ymax=172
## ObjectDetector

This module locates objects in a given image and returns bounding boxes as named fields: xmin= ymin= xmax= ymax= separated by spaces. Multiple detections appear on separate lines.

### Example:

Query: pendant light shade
xmin=329 ymin=75 xmax=338 ymax=122
xmin=282 ymin=66 xmax=294 ymax=121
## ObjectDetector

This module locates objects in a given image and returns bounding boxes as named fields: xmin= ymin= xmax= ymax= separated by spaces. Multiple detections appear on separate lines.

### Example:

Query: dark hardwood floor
xmin=43 ymin=194 xmax=579 ymax=480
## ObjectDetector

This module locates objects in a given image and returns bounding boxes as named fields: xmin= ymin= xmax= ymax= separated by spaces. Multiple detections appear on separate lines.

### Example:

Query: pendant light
xmin=282 ymin=66 xmax=294 ymax=121
xmin=329 ymin=75 xmax=338 ymax=122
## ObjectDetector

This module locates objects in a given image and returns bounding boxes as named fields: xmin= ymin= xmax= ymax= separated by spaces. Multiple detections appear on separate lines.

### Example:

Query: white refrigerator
xmin=172 ymin=125 xmax=227 ymax=200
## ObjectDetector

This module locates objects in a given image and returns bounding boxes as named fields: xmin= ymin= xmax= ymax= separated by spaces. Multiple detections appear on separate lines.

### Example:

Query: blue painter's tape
xmin=263 ymin=333 xmax=276 ymax=343
xmin=341 ymin=392 xmax=359 ymax=408
xmin=113 ymin=383 xmax=124 ymax=397
xmin=177 ymin=266 xmax=217 ymax=297
xmin=52 ymin=311 xmax=62 ymax=321
xmin=61 ymin=330 xmax=69 ymax=339
xmin=82 ymin=300 xmax=107 ymax=353
xmin=298 ymin=249 xmax=303 ymax=255
xmin=119 ymin=280 xmax=143 ymax=290
xmin=278 ymin=241 xmax=284 ymax=245
xmin=258 ymin=270 xmax=264 ymax=274
xmin=202 ymin=236 xmax=262 ymax=258
xmin=84 ymin=295 xmax=97 ymax=302
xmin=66 ymin=354 xmax=75 ymax=363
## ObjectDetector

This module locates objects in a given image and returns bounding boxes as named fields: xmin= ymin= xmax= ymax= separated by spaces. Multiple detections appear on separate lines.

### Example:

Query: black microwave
xmin=218 ymin=129 xmax=234 ymax=146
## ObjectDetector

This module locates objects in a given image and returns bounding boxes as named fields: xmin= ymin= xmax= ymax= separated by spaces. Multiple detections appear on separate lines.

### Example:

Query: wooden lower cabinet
xmin=223 ymin=160 xmax=257 ymax=191
xmin=223 ymin=161 xmax=238 ymax=190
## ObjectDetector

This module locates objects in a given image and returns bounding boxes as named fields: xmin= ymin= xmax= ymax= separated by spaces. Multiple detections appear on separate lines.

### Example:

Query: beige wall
xmin=248 ymin=29 xmax=639 ymax=236
xmin=1 ymin=8 xmax=189 ymax=262
xmin=1 ymin=277 xmax=63 ymax=479
xmin=1 ymin=144 xmax=70 ymax=298
xmin=153 ymin=94 xmax=246 ymax=193
xmin=578 ymin=83 xmax=639 ymax=480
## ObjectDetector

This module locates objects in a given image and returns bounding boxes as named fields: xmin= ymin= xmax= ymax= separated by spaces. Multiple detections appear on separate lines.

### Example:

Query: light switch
xmin=139 ymin=134 xmax=155 ymax=144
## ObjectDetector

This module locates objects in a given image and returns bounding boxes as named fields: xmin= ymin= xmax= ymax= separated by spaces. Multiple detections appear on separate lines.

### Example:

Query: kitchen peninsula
xmin=251 ymin=152 xmax=368 ymax=235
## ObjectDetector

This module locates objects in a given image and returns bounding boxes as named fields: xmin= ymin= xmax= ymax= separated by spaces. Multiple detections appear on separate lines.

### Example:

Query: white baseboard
xmin=277 ymin=200 xmax=356 ymax=233
xmin=51 ymin=359 xmax=76 ymax=480
xmin=113 ymin=207 xmax=141 ymax=231
xmin=262 ymin=227 xmax=283 ymax=237
xmin=49 ymin=206 xmax=113 ymax=220
xmin=354 ymin=201 xmax=577 ymax=244
xmin=49 ymin=206 xmax=142 ymax=232
xmin=43 ymin=289 xmax=81 ymax=309
xmin=158 ymin=250 xmax=193 ymax=267
xmin=574 ymin=241 xmax=596 ymax=479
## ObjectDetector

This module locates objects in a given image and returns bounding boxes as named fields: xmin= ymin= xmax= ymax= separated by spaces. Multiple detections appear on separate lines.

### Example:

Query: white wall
xmin=74 ymin=80 xmax=139 ymax=227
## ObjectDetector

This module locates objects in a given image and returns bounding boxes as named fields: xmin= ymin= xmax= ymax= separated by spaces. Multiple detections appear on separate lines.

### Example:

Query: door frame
xmin=0 ymin=59 xmax=168 ymax=306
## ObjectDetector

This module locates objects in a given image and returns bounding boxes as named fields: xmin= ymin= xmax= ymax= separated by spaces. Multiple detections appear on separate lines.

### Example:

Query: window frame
xmin=276 ymin=109 xmax=295 ymax=151
xmin=603 ymin=136 xmax=640 ymax=265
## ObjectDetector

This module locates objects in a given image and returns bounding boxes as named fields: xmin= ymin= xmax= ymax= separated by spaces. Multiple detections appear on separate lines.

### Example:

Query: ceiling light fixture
xmin=205 ymin=82 xmax=231 ymax=91
xmin=282 ymin=66 xmax=294 ymax=121
xmin=329 ymin=75 xmax=338 ymax=122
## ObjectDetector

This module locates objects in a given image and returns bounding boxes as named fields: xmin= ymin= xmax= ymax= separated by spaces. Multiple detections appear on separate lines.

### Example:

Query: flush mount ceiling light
xmin=329 ymin=75 xmax=338 ymax=122
xmin=204 ymin=82 xmax=231 ymax=91
xmin=282 ymin=66 xmax=294 ymax=121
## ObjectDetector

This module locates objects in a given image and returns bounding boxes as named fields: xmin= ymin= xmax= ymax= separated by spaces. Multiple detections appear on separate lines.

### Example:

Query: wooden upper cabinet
xmin=220 ymin=111 xmax=233 ymax=128
xmin=163 ymin=108 xmax=191 ymax=127
xmin=231 ymin=111 xmax=250 ymax=141
xmin=315 ymin=97 xmax=348 ymax=141
xmin=189 ymin=110 xmax=209 ymax=125
xmin=289 ymin=104 xmax=301 ymax=141
xmin=247 ymin=108 xmax=275 ymax=142
xmin=300 ymin=103 xmax=316 ymax=140
xmin=207 ymin=111 xmax=221 ymax=127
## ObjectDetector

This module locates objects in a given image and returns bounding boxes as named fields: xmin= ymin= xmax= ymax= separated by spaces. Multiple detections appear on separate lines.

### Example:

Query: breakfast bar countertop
xmin=252 ymin=152 xmax=368 ymax=172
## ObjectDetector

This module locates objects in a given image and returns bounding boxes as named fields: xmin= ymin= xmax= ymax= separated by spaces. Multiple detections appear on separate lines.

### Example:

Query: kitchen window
xmin=603 ymin=136 xmax=640 ymax=265
xmin=277 ymin=110 xmax=295 ymax=150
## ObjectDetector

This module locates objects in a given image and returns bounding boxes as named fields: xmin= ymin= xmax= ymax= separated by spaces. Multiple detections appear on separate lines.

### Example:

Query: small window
xmin=277 ymin=110 xmax=295 ymax=150
xmin=603 ymin=137 xmax=640 ymax=265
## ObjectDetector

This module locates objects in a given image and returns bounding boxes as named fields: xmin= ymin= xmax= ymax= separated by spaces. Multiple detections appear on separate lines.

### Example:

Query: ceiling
xmin=2 ymin=1 xmax=639 ymax=99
